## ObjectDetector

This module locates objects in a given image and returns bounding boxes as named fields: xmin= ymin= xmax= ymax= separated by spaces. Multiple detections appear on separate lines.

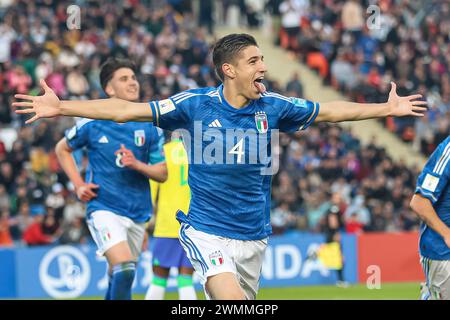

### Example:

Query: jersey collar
xmin=218 ymin=84 xmax=256 ymax=113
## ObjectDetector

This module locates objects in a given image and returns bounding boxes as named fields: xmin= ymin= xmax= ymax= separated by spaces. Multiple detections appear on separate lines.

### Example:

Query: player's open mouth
xmin=254 ymin=78 xmax=266 ymax=94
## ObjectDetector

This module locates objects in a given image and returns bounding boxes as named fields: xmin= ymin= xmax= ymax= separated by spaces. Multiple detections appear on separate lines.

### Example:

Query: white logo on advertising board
xmin=39 ymin=246 xmax=90 ymax=298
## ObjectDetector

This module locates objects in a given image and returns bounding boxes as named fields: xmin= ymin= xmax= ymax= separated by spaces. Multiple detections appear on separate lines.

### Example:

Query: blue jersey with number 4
xmin=149 ymin=84 xmax=319 ymax=240
xmin=65 ymin=120 xmax=165 ymax=223
xmin=415 ymin=136 xmax=450 ymax=260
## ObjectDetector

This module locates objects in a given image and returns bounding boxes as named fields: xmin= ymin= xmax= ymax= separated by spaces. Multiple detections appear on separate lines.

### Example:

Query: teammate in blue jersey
xmin=15 ymin=33 xmax=427 ymax=300
xmin=54 ymin=58 xmax=168 ymax=300
xmin=410 ymin=135 xmax=450 ymax=300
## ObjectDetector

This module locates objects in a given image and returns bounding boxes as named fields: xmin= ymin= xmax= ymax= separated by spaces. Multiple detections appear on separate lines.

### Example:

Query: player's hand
xmin=387 ymin=82 xmax=428 ymax=117
xmin=115 ymin=144 xmax=141 ymax=170
xmin=76 ymin=183 xmax=99 ymax=202
xmin=13 ymin=79 xmax=61 ymax=124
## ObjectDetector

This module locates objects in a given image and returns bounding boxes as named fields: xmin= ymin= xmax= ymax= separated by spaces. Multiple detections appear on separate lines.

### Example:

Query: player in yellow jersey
xmin=145 ymin=134 xmax=197 ymax=300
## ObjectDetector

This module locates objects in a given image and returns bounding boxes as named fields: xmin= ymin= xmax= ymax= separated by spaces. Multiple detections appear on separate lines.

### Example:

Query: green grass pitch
xmin=78 ymin=282 xmax=421 ymax=300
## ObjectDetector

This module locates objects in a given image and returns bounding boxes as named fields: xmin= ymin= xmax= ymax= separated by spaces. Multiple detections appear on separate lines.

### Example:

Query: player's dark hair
xmin=99 ymin=58 xmax=137 ymax=92
xmin=212 ymin=33 xmax=258 ymax=81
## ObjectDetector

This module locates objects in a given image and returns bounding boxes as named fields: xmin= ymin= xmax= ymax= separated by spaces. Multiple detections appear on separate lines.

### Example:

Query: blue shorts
xmin=152 ymin=237 xmax=193 ymax=268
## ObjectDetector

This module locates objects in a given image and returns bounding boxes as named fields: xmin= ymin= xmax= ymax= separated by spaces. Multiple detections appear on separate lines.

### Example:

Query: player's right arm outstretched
xmin=13 ymin=80 xmax=153 ymax=124
xmin=316 ymin=82 xmax=427 ymax=122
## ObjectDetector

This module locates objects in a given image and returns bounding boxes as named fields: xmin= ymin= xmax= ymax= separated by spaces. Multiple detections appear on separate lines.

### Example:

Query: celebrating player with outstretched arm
xmin=14 ymin=33 xmax=427 ymax=300
xmin=410 ymin=135 xmax=450 ymax=300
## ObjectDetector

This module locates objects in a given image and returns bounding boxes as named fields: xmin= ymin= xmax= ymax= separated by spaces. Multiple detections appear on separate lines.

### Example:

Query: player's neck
xmin=222 ymin=85 xmax=250 ymax=109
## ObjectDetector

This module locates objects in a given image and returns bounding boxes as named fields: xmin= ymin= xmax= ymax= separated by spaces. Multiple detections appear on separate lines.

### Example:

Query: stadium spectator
xmin=0 ymin=18 xmax=16 ymax=64
xmin=45 ymin=183 xmax=66 ymax=219
xmin=341 ymin=0 xmax=364 ymax=41
xmin=10 ymin=202 xmax=33 ymax=240
xmin=59 ymin=217 xmax=88 ymax=245
xmin=0 ymin=184 xmax=9 ymax=210
xmin=22 ymin=213 xmax=56 ymax=246
xmin=41 ymin=208 xmax=62 ymax=238
xmin=265 ymin=0 xmax=283 ymax=45
xmin=279 ymin=0 xmax=308 ymax=52
xmin=0 ymin=208 xmax=13 ymax=247
xmin=368 ymin=202 xmax=387 ymax=232
xmin=0 ymin=161 xmax=14 ymax=193
xmin=198 ymin=0 xmax=214 ymax=34
xmin=330 ymin=49 xmax=358 ymax=93
xmin=305 ymin=190 xmax=329 ymax=232
xmin=272 ymin=171 xmax=297 ymax=207
xmin=62 ymin=194 xmax=84 ymax=224
xmin=45 ymin=65 xmax=68 ymax=98
xmin=244 ymin=0 xmax=264 ymax=29
xmin=66 ymin=67 xmax=90 ymax=99
xmin=271 ymin=202 xmax=297 ymax=235
xmin=344 ymin=194 xmax=371 ymax=228
xmin=345 ymin=213 xmax=365 ymax=234
xmin=285 ymin=71 xmax=304 ymax=98
xmin=6 ymin=65 xmax=32 ymax=94
xmin=383 ymin=201 xmax=399 ymax=232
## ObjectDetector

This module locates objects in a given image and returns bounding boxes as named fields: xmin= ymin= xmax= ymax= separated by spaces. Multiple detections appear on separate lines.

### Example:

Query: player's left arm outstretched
xmin=13 ymin=80 xmax=152 ymax=124
xmin=315 ymin=82 xmax=427 ymax=122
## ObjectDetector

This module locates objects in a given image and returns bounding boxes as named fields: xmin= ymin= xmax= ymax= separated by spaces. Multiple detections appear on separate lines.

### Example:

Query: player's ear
xmin=105 ymin=82 xmax=115 ymax=97
xmin=222 ymin=63 xmax=236 ymax=79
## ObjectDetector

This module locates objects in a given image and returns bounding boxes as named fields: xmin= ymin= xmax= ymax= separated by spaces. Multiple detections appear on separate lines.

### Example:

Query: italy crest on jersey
xmin=209 ymin=250 xmax=224 ymax=266
xmin=134 ymin=130 xmax=145 ymax=147
xmin=255 ymin=111 xmax=268 ymax=134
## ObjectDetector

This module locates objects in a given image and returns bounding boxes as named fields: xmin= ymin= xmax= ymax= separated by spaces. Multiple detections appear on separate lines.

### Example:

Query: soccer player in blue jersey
xmin=54 ymin=58 xmax=168 ymax=300
xmin=410 ymin=135 xmax=450 ymax=300
xmin=14 ymin=33 xmax=427 ymax=300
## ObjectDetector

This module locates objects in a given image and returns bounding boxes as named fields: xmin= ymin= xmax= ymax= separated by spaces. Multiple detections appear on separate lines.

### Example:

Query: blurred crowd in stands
xmin=268 ymin=0 xmax=449 ymax=155
xmin=270 ymin=121 xmax=422 ymax=236
xmin=0 ymin=0 xmax=438 ymax=247
xmin=213 ymin=0 xmax=450 ymax=154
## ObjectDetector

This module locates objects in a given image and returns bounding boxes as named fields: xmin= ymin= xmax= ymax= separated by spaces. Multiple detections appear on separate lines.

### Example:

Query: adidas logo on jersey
xmin=208 ymin=119 xmax=222 ymax=128
xmin=98 ymin=136 xmax=109 ymax=143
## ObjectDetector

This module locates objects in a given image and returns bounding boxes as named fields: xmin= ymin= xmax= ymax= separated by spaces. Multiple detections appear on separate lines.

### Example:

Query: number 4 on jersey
xmin=229 ymin=138 xmax=244 ymax=163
